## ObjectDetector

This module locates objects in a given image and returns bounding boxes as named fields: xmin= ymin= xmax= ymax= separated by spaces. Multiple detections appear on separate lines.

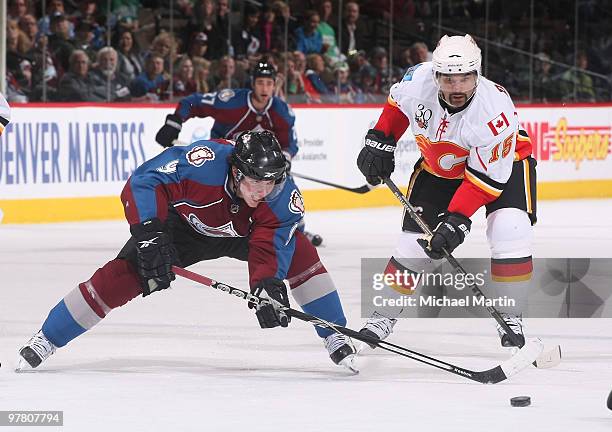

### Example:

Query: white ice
xmin=1 ymin=200 xmax=612 ymax=431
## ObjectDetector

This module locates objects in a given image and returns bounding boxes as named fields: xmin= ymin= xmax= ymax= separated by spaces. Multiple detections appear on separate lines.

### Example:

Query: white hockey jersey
xmin=388 ymin=62 xmax=531 ymax=197
xmin=0 ymin=92 xmax=10 ymax=136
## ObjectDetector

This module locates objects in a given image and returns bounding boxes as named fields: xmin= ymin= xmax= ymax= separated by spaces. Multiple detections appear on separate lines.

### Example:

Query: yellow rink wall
xmin=1 ymin=103 xmax=611 ymax=224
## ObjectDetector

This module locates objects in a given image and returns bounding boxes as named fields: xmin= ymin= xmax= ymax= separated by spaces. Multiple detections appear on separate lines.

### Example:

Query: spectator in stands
xmin=192 ymin=57 xmax=212 ymax=93
xmin=39 ymin=0 xmax=74 ymax=38
xmin=329 ymin=61 xmax=360 ymax=103
xmin=6 ymin=59 xmax=32 ymax=103
xmin=8 ymin=0 xmax=30 ymax=21
xmin=560 ymin=51 xmax=597 ymax=102
xmin=149 ymin=31 xmax=179 ymax=71
xmin=532 ymin=52 xmax=562 ymax=103
xmin=233 ymin=4 xmax=262 ymax=60
xmin=336 ymin=2 xmax=368 ymax=55
xmin=48 ymin=12 xmax=76 ymax=75
xmin=130 ymin=53 xmax=170 ymax=102
xmin=187 ymin=32 xmax=210 ymax=61
xmin=295 ymin=10 xmax=323 ymax=55
xmin=90 ymin=47 xmax=132 ymax=102
xmin=172 ymin=56 xmax=198 ymax=98
xmin=260 ymin=6 xmax=283 ymax=53
xmin=318 ymin=0 xmax=341 ymax=61
xmin=115 ymin=29 xmax=143 ymax=82
xmin=304 ymin=53 xmax=329 ymax=102
xmin=208 ymin=55 xmax=240 ymax=90
xmin=370 ymin=46 xmax=401 ymax=94
xmin=409 ymin=41 xmax=431 ymax=64
xmin=110 ymin=0 xmax=140 ymax=33
xmin=282 ymin=52 xmax=306 ymax=99
xmin=18 ymin=14 xmax=39 ymax=43
xmin=357 ymin=64 xmax=380 ymax=102
xmin=270 ymin=1 xmax=297 ymax=52
xmin=56 ymin=50 xmax=95 ymax=101
xmin=74 ymin=21 xmax=97 ymax=63
xmin=206 ymin=0 xmax=230 ymax=59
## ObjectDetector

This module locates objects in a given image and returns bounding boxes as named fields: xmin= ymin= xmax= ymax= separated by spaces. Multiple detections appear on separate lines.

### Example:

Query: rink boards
xmin=0 ymin=102 xmax=611 ymax=223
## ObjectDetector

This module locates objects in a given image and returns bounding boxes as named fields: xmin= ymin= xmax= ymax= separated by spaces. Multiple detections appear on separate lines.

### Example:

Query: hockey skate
xmin=16 ymin=330 xmax=56 ymax=371
xmin=324 ymin=333 xmax=358 ymax=374
xmin=496 ymin=313 xmax=525 ymax=348
xmin=359 ymin=311 xmax=397 ymax=349
xmin=304 ymin=231 xmax=323 ymax=247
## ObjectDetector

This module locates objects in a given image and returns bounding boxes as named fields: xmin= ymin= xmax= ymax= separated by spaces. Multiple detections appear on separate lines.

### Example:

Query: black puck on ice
xmin=510 ymin=396 xmax=531 ymax=407
xmin=607 ymin=390 xmax=612 ymax=410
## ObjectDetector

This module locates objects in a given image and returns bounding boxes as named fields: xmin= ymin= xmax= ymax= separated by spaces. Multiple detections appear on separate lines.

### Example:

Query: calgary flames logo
xmin=186 ymin=146 xmax=215 ymax=167
xmin=415 ymin=135 xmax=470 ymax=179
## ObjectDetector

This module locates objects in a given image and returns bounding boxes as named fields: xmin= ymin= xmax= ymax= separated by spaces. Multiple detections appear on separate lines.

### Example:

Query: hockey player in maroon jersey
xmin=356 ymin=35 xmax=537 ymax=348
xmin=18 ymin=131 xmax=356 ymax=372
xmin=155 ymin=62 xmax=323 ymax=246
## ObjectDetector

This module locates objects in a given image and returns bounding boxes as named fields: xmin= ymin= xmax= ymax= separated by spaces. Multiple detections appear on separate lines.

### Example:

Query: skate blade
xmin=533 ymin=344 xmax=562 ymax=369
xmin=338 ymin=355 xmax=359 ymax=375
xmin=15 ymin=357 xmax=34 ymax=373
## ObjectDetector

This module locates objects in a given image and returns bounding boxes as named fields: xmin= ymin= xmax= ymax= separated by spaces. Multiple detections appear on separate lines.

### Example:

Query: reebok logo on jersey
xmin=186 ymin=146 xmax=215 ymax=167
xmin=365 ymin=138 xmax=396 ymax=153
xmin=487 ymin=112 xmax=509 ymax=136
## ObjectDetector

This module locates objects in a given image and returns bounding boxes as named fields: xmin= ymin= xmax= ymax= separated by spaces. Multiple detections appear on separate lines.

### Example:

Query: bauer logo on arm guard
xmin=186 ymin=146 xmax=216 ymax=167
xmin=288 ymin=190 xmax=305 ymax=215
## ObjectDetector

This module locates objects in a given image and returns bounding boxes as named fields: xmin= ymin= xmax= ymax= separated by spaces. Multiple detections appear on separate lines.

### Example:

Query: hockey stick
xmin=291 ymin=172 xmax=375 ymax=194
xmin=173 ymin=265 xmax=543 ymax=384
xmin=382 ymin=177 xmax=562 ymax=369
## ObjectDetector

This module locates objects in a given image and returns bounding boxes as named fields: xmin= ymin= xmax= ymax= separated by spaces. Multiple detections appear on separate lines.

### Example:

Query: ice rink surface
xmin=1 ymin=199 xmax=612 ymax=431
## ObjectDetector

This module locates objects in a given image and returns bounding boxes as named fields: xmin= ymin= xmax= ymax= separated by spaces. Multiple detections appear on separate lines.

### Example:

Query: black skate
xmin=359 ymin=311 xmax=397 ymax=348
xmin=17 ymin=330 xmax=56 ymax=371
xmin=324 ymin=333 xmax=358 ymax=373
xmin=304 ymin=231 xmax=323 ymax=247
xmin=496 ymin=313 xmax=525 ymax=347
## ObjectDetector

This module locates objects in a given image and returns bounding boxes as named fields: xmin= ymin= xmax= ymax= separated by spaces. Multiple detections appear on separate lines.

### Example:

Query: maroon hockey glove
xmin=417 ymin=212 xmax=471 ymax=260
xmin=155 ymin=114 xmax=182 ymax=147
xmin=131 ymin=218 xmax=179 ymax=296
xmin=357 ymin=129 xmax=396 ymax=185
xmin=250 ymin=278 xmax=290 ymax=328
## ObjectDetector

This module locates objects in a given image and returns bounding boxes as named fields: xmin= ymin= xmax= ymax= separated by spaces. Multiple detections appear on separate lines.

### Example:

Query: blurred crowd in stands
xmin=5 ymin=0 xmax=612 ymax=104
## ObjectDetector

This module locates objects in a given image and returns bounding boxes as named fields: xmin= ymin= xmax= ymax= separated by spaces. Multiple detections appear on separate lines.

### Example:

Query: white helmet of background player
xmin=432 ymin=34 xmax=482 ymax=107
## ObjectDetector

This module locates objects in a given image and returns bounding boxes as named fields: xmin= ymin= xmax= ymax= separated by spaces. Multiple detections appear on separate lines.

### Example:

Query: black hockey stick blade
xmin=173 ymin=266 xmax=541 ymax=384
xmin=292 ymin=172 xmax=375 ymax=194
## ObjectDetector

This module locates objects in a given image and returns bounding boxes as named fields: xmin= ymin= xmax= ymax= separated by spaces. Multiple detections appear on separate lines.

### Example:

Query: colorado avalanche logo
xmin=218 ymin=88 xmax=235 ymax=102
xmin=186 ymin=146 xmax=215 ymax=167
xmin=288 ymin=190 xmax=305 ymax=215
xmin=156 ymin=159 xmax=179 ymax=174
xmin=185 ymin=213 xmax=241 ymax=237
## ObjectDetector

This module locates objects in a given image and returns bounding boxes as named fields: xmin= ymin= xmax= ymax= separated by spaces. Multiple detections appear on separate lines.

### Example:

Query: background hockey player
xmin=18 ymin=131 xmax=355 ymax=372
xmin=154 ymin=62 xmax=323 ymax=246
xmin=356 ymin=34 xmax=536 ymax=348
xmin=0 ymin=92 xmax=10 ymax=137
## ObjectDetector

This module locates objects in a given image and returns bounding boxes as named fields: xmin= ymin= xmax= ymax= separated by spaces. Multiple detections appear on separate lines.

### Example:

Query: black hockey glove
xmin=250 ymin=278 xmax=290 ymax=328
xmin=131 ymin=218 xmax=179 ymax=296
xmin=155 ymin=113 xmax=183 ymax=147
xmin=357 ymin=129 xmax=396 ymax=185
xmin=417 ymin=212 xmax=471 ymax=260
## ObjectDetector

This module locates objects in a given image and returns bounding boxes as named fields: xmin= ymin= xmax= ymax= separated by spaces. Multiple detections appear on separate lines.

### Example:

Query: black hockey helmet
xmin=231 ymin=130 xmax=287 ymax=183
xmin=252 ymin=61 xmax=277 ymax=82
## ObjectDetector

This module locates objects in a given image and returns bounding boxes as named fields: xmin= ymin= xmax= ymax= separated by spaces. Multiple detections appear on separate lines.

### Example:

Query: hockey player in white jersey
xmin=0 ymin=92 xmax=10 ymax=136
xmin=356 ymin=34 xmax=536 ymax=348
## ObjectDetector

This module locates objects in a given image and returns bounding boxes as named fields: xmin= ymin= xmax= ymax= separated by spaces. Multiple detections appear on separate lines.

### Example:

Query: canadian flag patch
xmin=487 ymin=112 xmax=509 ymax=136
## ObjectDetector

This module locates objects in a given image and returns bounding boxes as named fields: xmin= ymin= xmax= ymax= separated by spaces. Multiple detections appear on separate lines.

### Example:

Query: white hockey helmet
xmin=432 ymin=34 xmax=481 ymax=76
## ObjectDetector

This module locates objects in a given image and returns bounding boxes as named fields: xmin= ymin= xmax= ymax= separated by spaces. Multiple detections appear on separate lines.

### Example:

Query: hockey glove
xmin=357 ymin=129 xmax=396 ymax=185
xmin=131 ymin=218 xmax=179 ymax=296
xmin=417 ymin=212 xmax=471 ymax=260
xmin=155 ymin=113 xmax=183 ymax=147
xmin=250 ymin=278 xmax=290 ymax=328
